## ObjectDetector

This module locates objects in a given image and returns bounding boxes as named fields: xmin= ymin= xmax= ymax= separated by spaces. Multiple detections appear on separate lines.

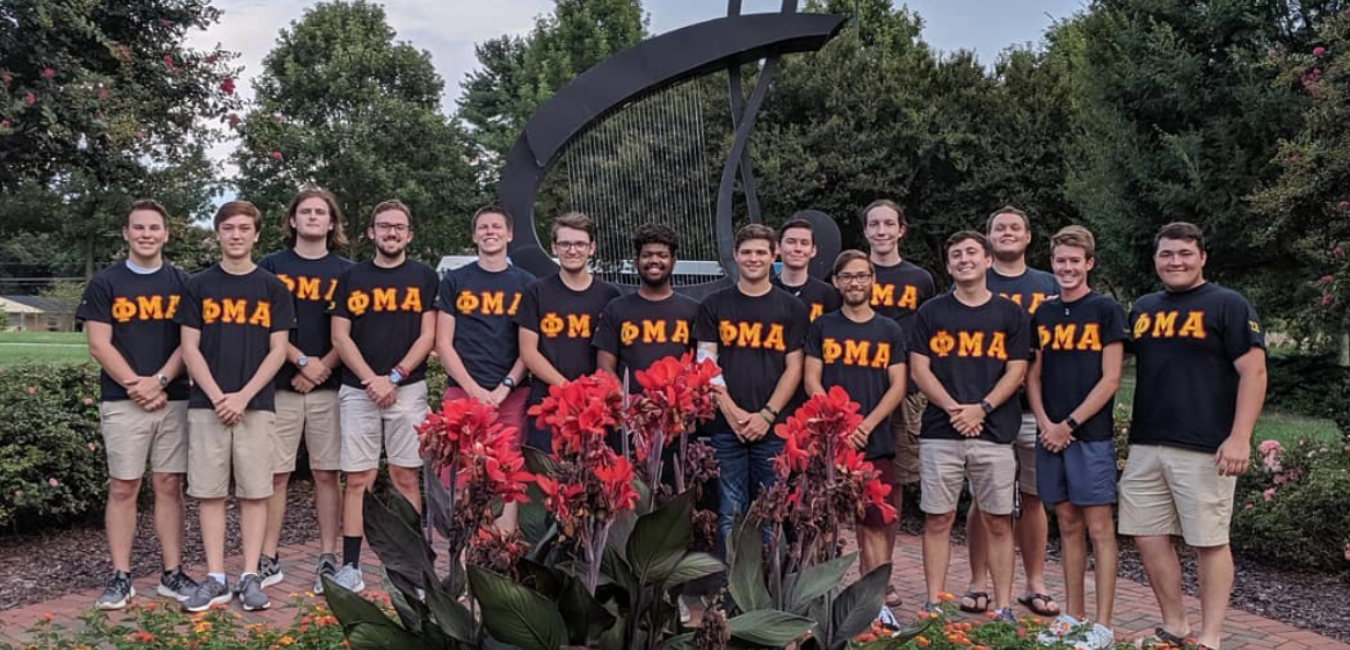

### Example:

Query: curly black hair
xmin=632 ymin=222 xmax=679 ymax=256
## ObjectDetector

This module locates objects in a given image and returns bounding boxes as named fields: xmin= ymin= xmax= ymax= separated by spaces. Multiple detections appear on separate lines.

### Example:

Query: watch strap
xmin=1066 ymin=416 xmax=1081 ymax=431
xmin=979 ymin=399 xmax=994 ymax=415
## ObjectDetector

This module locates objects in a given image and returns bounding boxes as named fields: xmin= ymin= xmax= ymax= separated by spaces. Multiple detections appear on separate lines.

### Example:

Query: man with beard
xmin=1026 ymin=226 xmax=1126 ymax=648
xmin=177 ymin=201 xmax=296 ymax=612
xmin=256 ymin=189 xmax=352 ymax=594
xmin=330 ymin=200 xmax=439 ymax=593
xmin=434 ymin=205 xmax=534 ymax=531
xmin=963 ymin=205 xmax=1062 ymax=618
xmin=773 ymin=218 xmax=841 ymax=323
xmin=517 ymin=212 xmax=621 ymax=450
xmin=594 ymin=223 xmax=699 ymax=380
xmin=80 ymin=200 xmax=197 ymax=610
xmin=1120 ymin=222 xmax=1266 ymax=650
xmin=909 ymin=231 xmax=1029 ymax=621
xmin=804 ymin=249 xmax=907 ymax=627
xmin=863 ymin=199 xmax=936 ymax=607
xmin=694 ymin=224 xmax=807 ymax=549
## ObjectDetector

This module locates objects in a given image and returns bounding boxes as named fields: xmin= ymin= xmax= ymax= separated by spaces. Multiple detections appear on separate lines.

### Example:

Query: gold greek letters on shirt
xmin=619 ymin=319 xmax=691 ymax=346
xmin=821 ymin=338 xmax=891 ymax=368
xmin=1037 ymin=323 xmax=1103 ymax=351
xmin=717 ymin=320 xmax=786 ymax=351
xmin=110 ymin=294 xmax=181 ymax=323
xmin=1133 ymin=310 xmax=1206 ymax=340
xmin=201 ymin=298 xmax=271 ymax=327
xmin=455 ymin=290 xmax=522 ymax=316
xmin=344 ymin=287 xmax=423 ymax=317
xmin=929 ymin=329 xmax=1007 ymax=360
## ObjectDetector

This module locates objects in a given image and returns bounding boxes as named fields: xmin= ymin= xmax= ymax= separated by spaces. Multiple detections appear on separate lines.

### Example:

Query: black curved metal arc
xmin=727 ymin=59 xmax=762 ymax=226
xmin=715 ymin=55 xmax=780 ymax=282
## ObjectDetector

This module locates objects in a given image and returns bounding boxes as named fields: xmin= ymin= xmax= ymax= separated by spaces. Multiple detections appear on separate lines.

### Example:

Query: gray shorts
xmin=339 ymin=381 xmax=428 ymax=472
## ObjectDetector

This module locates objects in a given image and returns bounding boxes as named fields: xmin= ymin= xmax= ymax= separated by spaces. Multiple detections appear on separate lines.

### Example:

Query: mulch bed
xmin=3 ymin=482 xmax=1347 ymax=642
xmin=0 ymin=479 xmax=320 ymax=610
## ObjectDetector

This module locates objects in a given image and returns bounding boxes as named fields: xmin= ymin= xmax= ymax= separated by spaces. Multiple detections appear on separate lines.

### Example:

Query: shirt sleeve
xmin=888 ymin=323 xmax=908 ymax=367
xmin=592 ymin=302 xmax=620 ymax=354
xmin=1030 ymin=309 xmax=1046 ymax=351
xmin=420 ymin=267 xmax=439 ymax=313
xmin=1007 ymin=304 xmax=1032 ymax=362
xmin=329 ymin=268 xmax=352 ymax=319
xmin=434 ymin=271 xmax=458 ymax=314
xmin=514 ymin=282 xmax=541 ymax=333
xmin=270 ymin=277 xmax=298 ymax=333
xmin=803 ymin=319 xmax=824 ymax=359
xmin=692 ymin=295 xmax=718 ymax=344
xmin=1101 ymin=300 xmax=1130 ymax=347
xmin=907 ymin=306 xmax=933 ymax=357
xmin=1124 ymin=306 xmax=1141 ymax=355
xmin=1221 ymin=293 xmax=1266 ymax=361
xmin=76 ymin=274 xmax=111 ymax=323
xmin=175 ymin=279 xmax=203 ymax=329
xmin=785 ymin=298 xmax=809 ymax=353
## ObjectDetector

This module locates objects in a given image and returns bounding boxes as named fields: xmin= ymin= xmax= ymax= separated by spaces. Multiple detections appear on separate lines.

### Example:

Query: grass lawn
xmin=0 ymin=331 xmax=91 ymax=367
xmin=1116 ymin=364 xmax=1340 ymax=445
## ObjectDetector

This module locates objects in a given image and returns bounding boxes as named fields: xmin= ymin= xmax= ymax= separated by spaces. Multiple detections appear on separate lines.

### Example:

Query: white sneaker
xmin=331 ymin=564 xmax=366 ymax=594
xmin=876 ymin=605 xmax=900 ymax=630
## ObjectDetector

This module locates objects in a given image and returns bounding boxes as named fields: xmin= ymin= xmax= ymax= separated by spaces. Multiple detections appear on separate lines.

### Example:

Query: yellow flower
xmin=279 ymin=635 xmax=295 ymax=647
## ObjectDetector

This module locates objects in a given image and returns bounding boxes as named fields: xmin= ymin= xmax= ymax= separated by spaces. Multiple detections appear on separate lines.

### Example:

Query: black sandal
xmin=1017 ymin=592 xmax=1061 ymax=617
xmin=1138 ymin=626 xmax=1193 ymax=649
xmin=958 ymin=590 xmax=989 ymax=613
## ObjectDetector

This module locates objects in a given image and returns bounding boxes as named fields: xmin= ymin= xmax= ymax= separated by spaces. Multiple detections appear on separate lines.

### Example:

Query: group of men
xmin=82 ymin=193 xmax=1264 ymax=650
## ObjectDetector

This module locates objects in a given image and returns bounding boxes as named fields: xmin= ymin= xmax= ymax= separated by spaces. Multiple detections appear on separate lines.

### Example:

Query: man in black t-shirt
xmin=694 ymin=224 xmax=808 ymax=551
xmin=594 ymin=223 xmax=698 ymax=381
xmin=331 ymin=200 xmax=439 ymax=594
xmin=434 ymin=205 xmax=534 ymax=531
xmin=79 ymin=200 xmax=196 ymax=610
xmin=804 ymin=250 xmax=906 ymax=623
xmin=1026 ymin=226 xmax=1126 ymax=643
xmin=909 ymin=231 xmax=1029 ymax=620
xmin=517 ymin=212 xmax=621 ymax=450
xmin=966 ymin=205 xmax=1063 ymax=618
xmin=1119 ymin=223 xmax=1266 ymax=650
xmin=177 ymin=201 xmax=296 ymax=613
xmin=773 ymin=218 xmax=841 ymax=323
xmin=256 ymin=189 xmax=353 ymax=594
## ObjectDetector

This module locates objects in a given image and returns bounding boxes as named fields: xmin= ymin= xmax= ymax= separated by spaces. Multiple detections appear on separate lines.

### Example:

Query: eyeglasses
xmin=836 ymin=273 xmax=874 ymax=285
xmin=554 ymin=241 xmax=591 ymax=251
xmin=373 ymin=223 xmax=409 ymax=233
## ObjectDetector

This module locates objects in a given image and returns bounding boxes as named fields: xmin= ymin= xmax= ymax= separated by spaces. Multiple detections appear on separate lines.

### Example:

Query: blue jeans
xmin=709 ymin=431 xmax=783 ymax=556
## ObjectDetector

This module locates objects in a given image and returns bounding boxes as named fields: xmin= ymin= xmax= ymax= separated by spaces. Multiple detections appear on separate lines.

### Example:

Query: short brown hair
xmin=126 ymin=199 xmax=170 ymax=227
xmin=779 ymin=218 xmax=814 ymax=242
xmin=214 ymin=200 xmax=262 ymax=230
xmin=472 ymin=205 xmax=513 ymax=232
xmin=551 ymin=211 xmax=594 ymax=241
xmin=370 ymin=199 xmax=412 ymax=227
xmin=861 ymin=199 xmax=907 ymax=227
xmin=986 ymin=204 xmax=1029 ymax=233
xmin=1051 ymin=225 xmax=1096 ymax=259
xmin=1154 ymin=221 xmax=1206 ymax=254
xmin=284 ymin=188 xmax=349 ymax=250
xmin=734 ymin=223 xmax=777 ymax=251
xmin=945 ymin=230 xmax=992 ymax=257
xmin=832 ymin=249 xmax=872 ymax=276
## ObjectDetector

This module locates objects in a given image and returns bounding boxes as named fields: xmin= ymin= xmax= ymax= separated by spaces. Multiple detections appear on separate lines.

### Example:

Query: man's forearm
xmin=334 ymin=333 xmax=377 ymax=382
xmin=982 ymin=360 xmax=1027 ymax=408
xmin=237 ymin=342 xmax=288 ymax=402
xmin=182 ymin=347 xmax=223 ymax=402
xmin=89 ymin=339 xmax=138 ymax=384
xmin=156 ymin=348 xmax=185 ymax=382
xmin=1230 ymin=362 xmax=1268 ymax=443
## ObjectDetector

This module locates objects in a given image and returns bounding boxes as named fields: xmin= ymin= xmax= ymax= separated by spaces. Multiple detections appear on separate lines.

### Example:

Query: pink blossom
xmin=1 ymin=119 xmax=10 ymax=129
xmin=227 ymin=113 xmax=240 ymax=128
xmin=219 ymin=77 xmax=235 ymax=95
xmin=1258 ymin=440 xmax=1282 ymax=456
xmin=25 ymin=386 xmax=36 ymax=395
xmin=163 ymin=54 xmax=174 ymax=68
xmin=1339 ymin=201 xmax=1349 ymax=212
xmin=47 ymin=478 xmax=59 ymax=488
xmin=88 ymin=442 xmax=97 ymax=451
xmin=1344 ymin=542 xmax=1350 ymax=562
xmin=13 ymin=490 xmax=22 ymax=499
xmin=1263 ymin=487 xmax=1277 ymax=501
xmin=1315 ymin=46 xmax=1327 ymax=56
xmin=270 ymin=151 xmax=283 ymax=160
xmin=1320 ymin=275 xmax=1337 ymax=286
xmin=1244 ymin=502 xmax=1254 ymax=510
xmin=97 ymin=87 xmax=109 ymax=101
xmin=1323 ymin=294 xmax=1335 ymax=307
xmin=159 ymin=18 xmax=173 ymax=27
xmin=1291 ymin=154 xmax=1301 ymax=163
xmin=40 ymin=67 xmax=55 ymax=79
xmin=205 ymin=54 xmax=218 ymax=65
xmin=1335 ymin=245 xmax=1347 ymax=260
xmin=23 ymin=92 xmax=35 ymax=106
xmin=1 ymin=73 xmax=10 ymax=84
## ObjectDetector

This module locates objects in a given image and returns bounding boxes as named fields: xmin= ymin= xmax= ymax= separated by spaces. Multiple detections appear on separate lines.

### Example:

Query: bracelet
xmin=394 ymin=364 xmax=411 ymax=379
xmin=759 ymin=411 xmax=775 ymax=425
xmin=762 ymin=405 xmax=780 ymax=417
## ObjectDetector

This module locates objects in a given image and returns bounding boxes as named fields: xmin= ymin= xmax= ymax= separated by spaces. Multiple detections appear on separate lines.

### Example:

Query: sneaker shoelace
xmin=106 ymin=573 xmax=132 ymax=594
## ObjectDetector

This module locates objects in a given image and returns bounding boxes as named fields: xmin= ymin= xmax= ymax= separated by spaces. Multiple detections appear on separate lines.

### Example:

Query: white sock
xmin=208 ymin=572 xmax=226 ymax=584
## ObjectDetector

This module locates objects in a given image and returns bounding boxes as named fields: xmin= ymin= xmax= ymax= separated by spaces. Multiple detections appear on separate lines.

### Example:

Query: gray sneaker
xmin=182 ymin=576 xmax=231 ymax=612
xmin=313 ymin=554 xmax=338 ymax=594
xmin=258 ymin=555 xmax=284 ymax=588
xmin=331 ymin=563 xmax=366 ymax=594
xmin=157 ymin=568 xmax=198 ymax=602
xmin=95 ymin=571 xmax=136 ymax=610
xmin=236 ymin=573 xmax=270 ymax=611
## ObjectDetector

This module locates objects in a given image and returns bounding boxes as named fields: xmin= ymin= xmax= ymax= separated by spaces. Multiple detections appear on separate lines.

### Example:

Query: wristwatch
xmin=1066 ymin=416 xmax=1081 ymax=431
xmin=979 ymin=399 xmax=995 ymax=415
xmin=296 ymin=354 xmax=309 ymax=368
xmin=502 ymin=376 xmax=517 ymax=389
xmin=155 ymin=373 xmax=169 ymax=388
xmin=389 ymin=369 xmax=404 ymax=385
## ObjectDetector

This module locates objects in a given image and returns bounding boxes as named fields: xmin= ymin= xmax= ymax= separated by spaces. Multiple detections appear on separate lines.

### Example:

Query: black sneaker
xmin=313 ymin=553 xmax=338 ymax=594
xmin=258 ymin=554 xmax=284 ymax=588
xmin=95 ymin=571 xmax=135 ymax=610
xmin=157 ymin=568 xmax=198 ymax=602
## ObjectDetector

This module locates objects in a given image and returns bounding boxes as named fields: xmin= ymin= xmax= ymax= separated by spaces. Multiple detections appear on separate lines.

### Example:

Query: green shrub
xmin=1232 ymin=438 xmax=1350 ymax=572
xmin=0 ymin=362 xmax=105 ymax=529
xmin=1265 ymin=355 xmax=1350 ymax=438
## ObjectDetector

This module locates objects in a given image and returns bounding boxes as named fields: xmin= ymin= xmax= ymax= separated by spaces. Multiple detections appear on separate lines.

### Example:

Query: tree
xmin=458 ymin=0 xmax=647 ymax=177
xmin=0 ymin=0 xmax=242 ymax=278
xmin=232 ymin=0 xmax=481 ymax=262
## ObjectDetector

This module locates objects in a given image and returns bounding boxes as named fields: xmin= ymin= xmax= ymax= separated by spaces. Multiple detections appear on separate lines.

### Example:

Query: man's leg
xmin=1194 ymin=544 xmax=1234 ymax=649
xmin=981 ymin=510 xmax=1016 ymax=612
xmin=1083 ymin=505 xmax=1117 ymax=626
xmin=182 ymin=410 xmax=234 ymax=611
xmin=492 ymin=387 xmax=529 ymax=533
xmin=918 ymin=439 xmax=965 ymax=605
xmin=106 ymin=477 xmax=141 ymax=573
xmin=1135 ymin=535 xmax=1190 ymax=636
xmin=1172 ymin=446 xmax=1239 ymax=649
xmin=964 ymin=503 xmax=989 ymax=605
xmin=385 ymin=381 xmax=428 ymax=514
xmin=263 ymin=390 xmax=305 ymax=564
xmin=304 ymin=389 xmax=344 ymax=558
xmin=1015 ymin=413 xmax=1055 ymax=614
xmin=1065 ymin=439 xmax=1121 ymax=627
xmin=1118 ymin=444 xmax=1190 ymax=638
xmin=150 ymin=402 xmax=190 ymax=575
xmin=1055 ymin=502 xmax=1087 ymax=620
xmin=336 ymin=385 xmax=382 ymax=592
xmin=150 ymin=473 xmax=186 ymax=571
xmin=200 ymin=498 xmax=229 ymax=574
xmin=708 ymin=431 xmax=750 ymax=555
xmin=923 ymin=511 xmax=956 ymax=604
xmin=969 ymin=440 xmax=1018 ymax=613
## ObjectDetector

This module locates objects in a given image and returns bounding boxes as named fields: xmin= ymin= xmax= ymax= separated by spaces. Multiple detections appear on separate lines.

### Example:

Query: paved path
xmin=2 ymin=534 xmax=1345 ymax=650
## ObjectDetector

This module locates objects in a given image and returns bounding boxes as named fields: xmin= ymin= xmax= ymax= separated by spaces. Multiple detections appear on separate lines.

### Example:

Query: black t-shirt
xmin=805 ymin=311 xmax=907 ymax=459
xmin=1128 ymin=283 xmax=1265 ymax=453
xmin=515 ymin=275 xmax=621 ymax=403
xmin=871 ymin=260 xmax=936 ymax=394
xmin=987 ymin=267 xmax=1059 ymax=317
xmin=1031 ymin=292 xmax=1129 ymax=442
xmin=175 ymin=265 xmax=296 ymax=411
xmin=330 ymin=259 xmax=440 ymax=388
xmin=693 ymin=286 xmax=808 ymax=431
xmin=434 ymin=262 xmax=536 ymax=389
xmin=77 ymin=262 xmax=192 ymax=402
xmin=772 ymin=275 xmax=842 ymax=323
xmin=593 ymin=291 xmax=700 ymax=387
xmin=258 ymin=250 xmax=353 ymax=392
xmin=909 ymin=293 xmax=1030 ymax=444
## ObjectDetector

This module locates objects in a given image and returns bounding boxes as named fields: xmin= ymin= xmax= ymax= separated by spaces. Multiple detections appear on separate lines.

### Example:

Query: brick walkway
xmin=2 ymin=534 xmax=1346 ymax=650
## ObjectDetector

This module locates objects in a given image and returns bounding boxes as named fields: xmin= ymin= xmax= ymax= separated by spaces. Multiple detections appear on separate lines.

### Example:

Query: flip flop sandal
xmin=884 ymin=584 xmax=903 ymax=608
xmin=958 ymin=590 xmax=990 ymax=613
xmin=1018 ymin=592 xmax=1062 ymax=617
xmin=1136 ymin=626 xmax=1193 ymax=649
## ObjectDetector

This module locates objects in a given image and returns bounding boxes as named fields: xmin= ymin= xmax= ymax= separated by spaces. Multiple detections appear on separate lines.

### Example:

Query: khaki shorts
xmin=187 ymin=409 xmax=276 ymax=500
xmin=919 ymin=438 xmax=1016 ymax=516
xmin=274 ymin=389 xmax=341 ymax=473
xmin=1016 ymin=411 xmax=1038 ymax=497
xmin=339 ymin=381 xmax=428 ymax=472
xmin=1118 ymin=444 xmax=1236 ymax=547
xmin=101 ymin=400 xmax=189 ymax=480
xmin=893 ymin=392 xmax=926 ymax=484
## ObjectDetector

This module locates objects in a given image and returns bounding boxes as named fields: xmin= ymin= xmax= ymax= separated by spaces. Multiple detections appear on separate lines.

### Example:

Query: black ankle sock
xmin=343 ymin=536 xmax=363 ymax=567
